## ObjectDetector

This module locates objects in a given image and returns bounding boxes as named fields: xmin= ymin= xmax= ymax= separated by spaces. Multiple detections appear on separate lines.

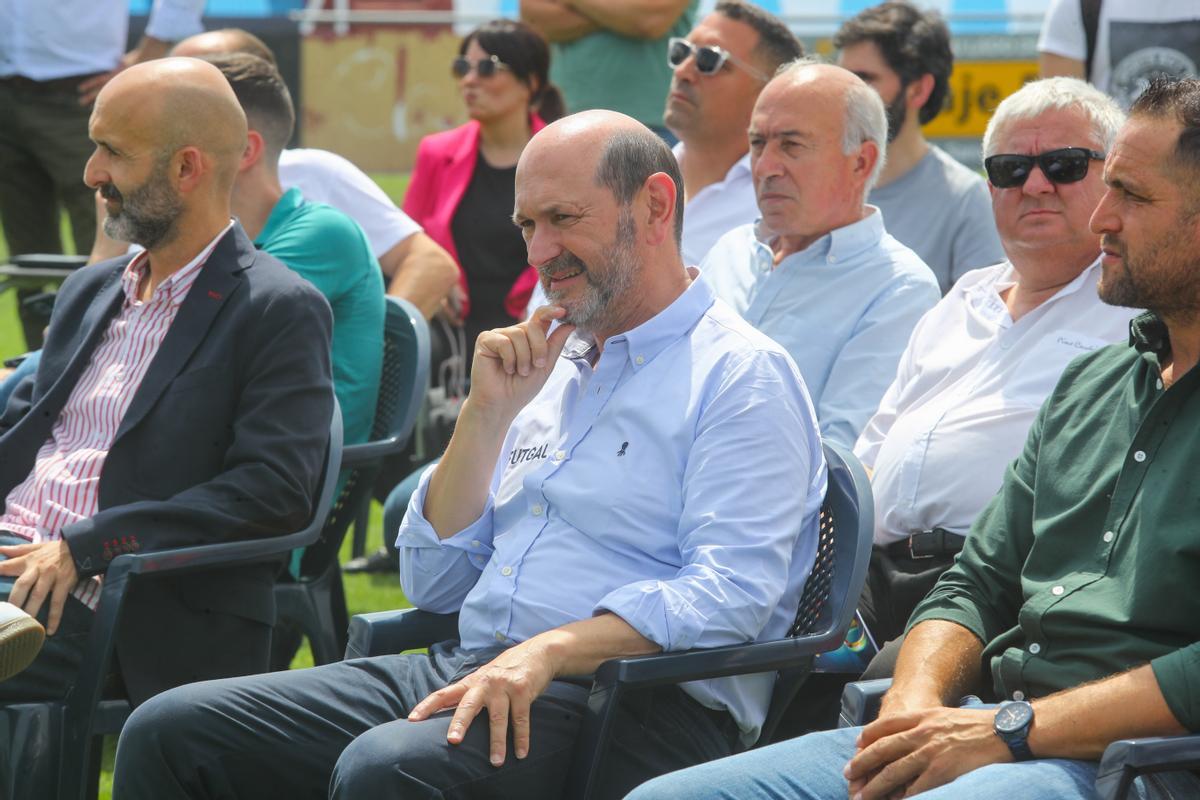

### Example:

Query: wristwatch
xmin=994 ymin=700 xmax=1035 ymax=761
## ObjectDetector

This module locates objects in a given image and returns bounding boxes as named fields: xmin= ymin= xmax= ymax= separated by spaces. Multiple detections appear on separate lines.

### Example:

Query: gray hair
xmin=593 ymin=127 xmax=685 ymax=247
xmin=982 ymin=77 xmax=1125 ymax=158
xmin=775 ymin=58 xmax=888 ymax=192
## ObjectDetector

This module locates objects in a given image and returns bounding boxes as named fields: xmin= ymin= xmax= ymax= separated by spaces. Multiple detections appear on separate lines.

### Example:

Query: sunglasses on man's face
xmin=983 ymin=147 xmax=1106 ymax=189
xmin=451 ymin=55 xmax=511 ymax=79
xmin=666 ymin=37 xmax=768 ymax=81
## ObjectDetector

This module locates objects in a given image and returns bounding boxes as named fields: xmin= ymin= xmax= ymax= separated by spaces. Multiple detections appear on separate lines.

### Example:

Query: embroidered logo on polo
xmin=508 ymin=443 xmax=550 ymax=467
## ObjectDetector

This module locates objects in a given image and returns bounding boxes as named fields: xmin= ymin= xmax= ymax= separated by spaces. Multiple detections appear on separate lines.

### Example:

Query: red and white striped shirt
xmin=0 ymin=223 xmax=231 ymax=609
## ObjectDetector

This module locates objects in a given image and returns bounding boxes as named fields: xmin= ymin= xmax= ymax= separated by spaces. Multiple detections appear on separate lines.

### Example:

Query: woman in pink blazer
xmin=402 ymin=19 xmax=564 ymax=352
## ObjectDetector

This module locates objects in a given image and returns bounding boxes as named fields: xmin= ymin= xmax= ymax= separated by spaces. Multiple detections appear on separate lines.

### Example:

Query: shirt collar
xmin=751 ymin=205 xmax=885 ymax=268
xmin=121 ymin=220 xmax=234 ymax=306
xmin=562 ymin=266 xmax=715 ymax=371
xmin=1129 ymin=311 xmax=1170 ymax=356
xmin=255 ymin=187 xmax=305 ymax=247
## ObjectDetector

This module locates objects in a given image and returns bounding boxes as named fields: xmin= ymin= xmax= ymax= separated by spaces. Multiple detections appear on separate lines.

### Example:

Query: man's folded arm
xmin=61 ymin=283 xmax=335 ymax=574
xmin=597 ymin=352 xmax=821 ymax=652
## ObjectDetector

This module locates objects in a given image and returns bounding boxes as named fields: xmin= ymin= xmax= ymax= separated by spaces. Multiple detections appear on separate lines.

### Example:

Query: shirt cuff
xmin=394 ymin=463 xmax=496 ymax=567
xmin=906 ymin=602 xmax=989 ymax=645
xmin=144 ymin=0 xmax=206 ymax=42
xmin=1151 ymin=646 xmax=1200 ymax=732
xmin=594 ymin=580 xmax=709 ymax=653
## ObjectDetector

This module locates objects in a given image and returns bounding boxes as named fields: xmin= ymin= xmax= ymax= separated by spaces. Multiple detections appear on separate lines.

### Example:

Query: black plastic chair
xmin=273 ymin=296 xmax=430 ymax=667
xmin=838 ymin=679 xmax=1199 ymax=800
xmin=344 ymin=440 xmax=875 ymax=799
xmin=3 ymin=405 xmax=344 ymax=800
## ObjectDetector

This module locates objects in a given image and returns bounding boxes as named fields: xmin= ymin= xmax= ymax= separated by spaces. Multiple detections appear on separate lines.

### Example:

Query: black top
xmin=450 ymin=151 xmax=529 ymax=347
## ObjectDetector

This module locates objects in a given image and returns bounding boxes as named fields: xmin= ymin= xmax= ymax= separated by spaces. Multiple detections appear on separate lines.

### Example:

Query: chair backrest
xmin=50 ymin=405 xmax=345 ymax=800
xmin=300 ymin=297 xmax=430 ymax=576
xmin=758 ymin=440 xmax=874 ymax=743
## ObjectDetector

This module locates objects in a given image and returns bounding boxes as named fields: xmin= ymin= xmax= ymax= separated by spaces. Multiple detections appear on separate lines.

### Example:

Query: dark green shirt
xmin=909 ymin=312 xmax=1200 ymax=731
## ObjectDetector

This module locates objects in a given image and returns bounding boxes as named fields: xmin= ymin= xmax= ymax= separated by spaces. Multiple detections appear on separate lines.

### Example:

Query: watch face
xmin=995 ymin=701 xmax=1034 ymax=734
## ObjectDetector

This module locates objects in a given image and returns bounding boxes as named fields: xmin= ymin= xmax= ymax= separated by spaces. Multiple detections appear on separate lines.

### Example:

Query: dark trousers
xmin=114 ymin=641 xmax=742 ymax=800
xmin=0 ymin=531 xmax=93 ymax=701
xmin=0 ymin=77 xmax=98 ymax=348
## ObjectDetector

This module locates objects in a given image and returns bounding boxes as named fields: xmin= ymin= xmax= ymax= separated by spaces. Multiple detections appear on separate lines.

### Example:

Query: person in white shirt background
xmin=853 ymin=76 xmax=1135 ymax=669
xmin=0 ymin=0 xmax=205 ymax=349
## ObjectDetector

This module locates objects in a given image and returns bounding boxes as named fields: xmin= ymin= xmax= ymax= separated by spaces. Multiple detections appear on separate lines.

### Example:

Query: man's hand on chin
xmin=0 ymin=539 xmax=79 ymax=635
xmin=406 ymin=636 xmax=562 ymax=767
xmin=845 ymin=706 xmax=1012 ymax=799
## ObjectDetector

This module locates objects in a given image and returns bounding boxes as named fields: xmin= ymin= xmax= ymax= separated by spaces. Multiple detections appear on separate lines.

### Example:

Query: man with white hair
xmin=853 ymin=77 xmax=1135 ymax=658
xmin=701 ymin=60 xmax=940 ymax=448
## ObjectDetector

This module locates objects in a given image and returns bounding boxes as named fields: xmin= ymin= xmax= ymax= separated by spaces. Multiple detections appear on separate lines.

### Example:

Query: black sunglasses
xmin=667 ymin=37 xmax=768 ymax=81
xmin=451 ymin=55 xmax=511 ymax=79
xmin=984 ymin=147 xmax=1106 ymax=189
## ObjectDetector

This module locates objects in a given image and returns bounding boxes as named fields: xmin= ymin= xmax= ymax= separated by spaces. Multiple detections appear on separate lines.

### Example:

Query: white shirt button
xmin=500 ymin=566 xmax=513 ymax=577
xmin=1133 ymin=450 xmax=1147 ymax=462
xmin=471 ymin=540 xmax=481 ymax=548
xmin=1157 ymin=379 xmax=1164 ymax=390
xmin=1103 ymin=530 xmax=1115 ymax=543
xmin=554 ymin=450 xmax=566 ymax=461
xmin=827 ymin=255 xmax=836 ymax=264
xmin=635 ymin=355 xmax=645 ymax=365
xmin=531 ymin=504 xmax=543 ymax=516
xmin=1012 ymin=691 xmax=1025 ymax=701
xmin=1029 ymin=643 xmax=1041 ymax=655
xmin=494 ymin=630 xmax=505 ymax=642
xmin=1051 ymin=585 xmax=1064 ymax=596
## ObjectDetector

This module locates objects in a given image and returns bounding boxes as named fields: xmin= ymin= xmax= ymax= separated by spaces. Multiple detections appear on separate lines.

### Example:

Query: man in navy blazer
xmin=0 ymin=58 xmax=334 ymax=705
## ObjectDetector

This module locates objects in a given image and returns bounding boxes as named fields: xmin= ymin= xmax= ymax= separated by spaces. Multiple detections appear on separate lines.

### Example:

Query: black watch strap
xmin=1004 ymin=735 xmax=1034 ymax=762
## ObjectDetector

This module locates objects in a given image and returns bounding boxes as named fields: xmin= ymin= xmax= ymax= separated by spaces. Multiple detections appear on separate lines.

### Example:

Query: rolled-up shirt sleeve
xmin=396 ymin=457 xmax=501 ymax=613
xmin=144 ymin=0 xmax=206 ymax=42
xmin=595 ymin=350 xmax=823 ymax=652
xmin=1151 ymin=646 xmax=1200 ymax=732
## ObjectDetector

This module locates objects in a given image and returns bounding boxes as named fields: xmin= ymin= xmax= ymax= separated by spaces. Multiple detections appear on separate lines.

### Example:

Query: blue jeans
xmin=626 ymin=702 xmax=1200 ymax=800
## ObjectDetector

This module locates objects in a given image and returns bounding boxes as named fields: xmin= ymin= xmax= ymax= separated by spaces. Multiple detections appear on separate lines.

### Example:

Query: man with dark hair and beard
xmin=113 ymin=110 xmax=826 ymax=800
xmin=0 ymin=58 xmax=334 ymax=706
xmin=835 ymin=1 xmax=1004 ymax=293
xmin=630 ymin=73 xmax=1200 ymax=800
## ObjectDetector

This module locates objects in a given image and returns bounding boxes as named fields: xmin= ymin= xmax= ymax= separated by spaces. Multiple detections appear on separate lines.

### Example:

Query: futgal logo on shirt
xmin=508 ymin=443 xmax=550 ymax=467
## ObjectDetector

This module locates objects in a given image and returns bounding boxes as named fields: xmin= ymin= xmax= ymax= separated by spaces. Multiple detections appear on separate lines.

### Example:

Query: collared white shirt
xmin=0 ymin=0 xmax=204 ymax=81
xmin=0 ymin=222 xmax=232 ymax=608
xmin=855 ymin=259 xmax=1137 ymax=545
xmin=701 ymin=208 xmax=940 ymax=449
xmin=673 ymin=142 xmax=757 ymax=267
xmin=398 ymin=272 xmax=825 ymax=745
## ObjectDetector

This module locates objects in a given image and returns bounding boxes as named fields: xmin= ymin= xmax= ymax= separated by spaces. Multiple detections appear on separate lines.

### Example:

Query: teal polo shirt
xmin=256 ymin=188 xmax=385 ymax=448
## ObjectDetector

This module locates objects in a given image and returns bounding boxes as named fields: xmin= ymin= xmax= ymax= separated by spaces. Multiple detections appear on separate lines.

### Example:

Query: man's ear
xmin=854 ymin=139 xmax=881 ymax=188
xmin=639 ymin=172 xmax=678 ymax=247
xmin=174 ymin=146 xmax=206 ymax=195
xmin=908 ymin=73 xmax=936 ymax=115
xmin=238 ymin=130 xmax=267 ymax=175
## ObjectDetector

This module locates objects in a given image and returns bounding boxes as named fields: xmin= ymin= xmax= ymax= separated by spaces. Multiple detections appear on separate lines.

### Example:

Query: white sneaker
xmin=0 ymin=601 xmax=44 ymax=682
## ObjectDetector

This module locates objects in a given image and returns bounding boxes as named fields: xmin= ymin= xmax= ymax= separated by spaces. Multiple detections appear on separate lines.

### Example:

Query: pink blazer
xmin=402 ymin=115 xmax=547 ymax=320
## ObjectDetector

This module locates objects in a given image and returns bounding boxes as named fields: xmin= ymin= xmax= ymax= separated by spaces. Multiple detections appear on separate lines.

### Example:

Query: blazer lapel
xmin=114 ymin=225 xmax=247 ymax=441
xmin=40 ymin=263 xmax=126 ymax=411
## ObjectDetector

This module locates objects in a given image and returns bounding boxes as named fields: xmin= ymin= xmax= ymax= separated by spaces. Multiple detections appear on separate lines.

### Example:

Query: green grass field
xmin=1 ymin=174 xmax=415 ymax=797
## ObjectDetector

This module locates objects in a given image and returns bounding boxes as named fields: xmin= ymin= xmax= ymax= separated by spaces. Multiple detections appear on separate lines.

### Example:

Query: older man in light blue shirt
xmin=112 ymin=111 xmax=825 ymax=800
xmin=703 ymin=61 xmax=939 ymax=448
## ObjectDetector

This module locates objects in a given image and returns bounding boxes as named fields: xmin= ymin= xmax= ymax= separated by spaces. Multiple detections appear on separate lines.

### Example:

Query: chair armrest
xmin=839 ymin=678 xmax=893 ymax=728
xmin=345 ymin=608 xmax=459 ymax=659
xmin=590 ymin=628 xmax=850 ymax=692
xmin=1095 ymin=735 xmax=1200 ymax=800
xmin=104 ymin=531 xmax=317 ymax=582
xmin=340 ymin=436 xmax=407 ymax=470
xmin=11 ymin=254 xmax=89 ymax=270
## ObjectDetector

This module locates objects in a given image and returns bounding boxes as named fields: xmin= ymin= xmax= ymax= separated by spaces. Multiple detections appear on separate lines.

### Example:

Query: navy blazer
xmin=0 ymin=224 xmax=334 ymax=703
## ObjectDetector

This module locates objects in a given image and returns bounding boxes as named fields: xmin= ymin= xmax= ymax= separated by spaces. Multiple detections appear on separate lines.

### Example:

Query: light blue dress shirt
xmin=700 ymin=209 xmax=940 ymax=449
xmin=397 ymin=274 xmax=826 ymax=744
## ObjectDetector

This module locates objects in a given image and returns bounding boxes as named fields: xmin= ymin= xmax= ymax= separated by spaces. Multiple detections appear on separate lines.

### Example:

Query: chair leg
xmin=84 ymin=737 xmax=102 ymax=800
xmin=306 ymin=575 xmax=343 ymax=667
xmin=350 ymin=496 xmax=370 ymax=559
